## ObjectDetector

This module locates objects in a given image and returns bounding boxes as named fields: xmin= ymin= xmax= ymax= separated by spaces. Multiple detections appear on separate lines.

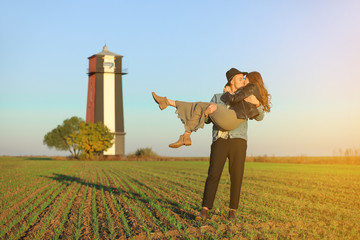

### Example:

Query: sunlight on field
xmin=1 ymin=157 xmax=359 ymax=239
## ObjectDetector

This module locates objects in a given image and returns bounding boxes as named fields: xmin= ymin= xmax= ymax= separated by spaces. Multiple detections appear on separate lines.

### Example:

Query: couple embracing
xmin=152 ymin=68 xmax=271 ymax=221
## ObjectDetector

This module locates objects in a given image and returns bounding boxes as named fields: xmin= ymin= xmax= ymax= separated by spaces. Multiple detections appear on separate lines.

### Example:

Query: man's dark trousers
xmin=202 ymin=137 xmax=247 ymax=209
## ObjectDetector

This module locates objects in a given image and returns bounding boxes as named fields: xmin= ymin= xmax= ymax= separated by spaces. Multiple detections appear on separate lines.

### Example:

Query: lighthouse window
xmin=104 ymin=62 xmax=114 ymax=68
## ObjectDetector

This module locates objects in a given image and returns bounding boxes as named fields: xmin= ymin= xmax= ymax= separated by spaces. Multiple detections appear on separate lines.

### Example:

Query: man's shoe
xmin=229 ymin=209 xmax=237 ymax=220
xmin=152 ymin=92 xmax=170 ymax=110
xmin=195 ymin=208 xmax=208 ymax=221
xmin=169 ymin=134 xmax=191 ymax=148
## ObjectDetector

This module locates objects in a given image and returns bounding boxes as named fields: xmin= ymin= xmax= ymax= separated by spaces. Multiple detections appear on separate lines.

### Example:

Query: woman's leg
xmin=167 ymin=99 xmax=176 ymax=107
xmin=152 ymin=95 xmax=211 ymax=148
xmin=169 ymin=102 xmax=210 ymax=148
xmin=209 ymin=104 xmax=245 ymax=131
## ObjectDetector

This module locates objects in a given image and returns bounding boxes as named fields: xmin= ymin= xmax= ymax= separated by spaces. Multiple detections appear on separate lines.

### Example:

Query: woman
xmin=152 ymin=71 xmax=271 ymax=148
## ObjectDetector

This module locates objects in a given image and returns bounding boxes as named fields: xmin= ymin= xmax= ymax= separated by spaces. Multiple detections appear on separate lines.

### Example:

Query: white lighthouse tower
xmin=86 ymin=45 xmax=127 ymax=156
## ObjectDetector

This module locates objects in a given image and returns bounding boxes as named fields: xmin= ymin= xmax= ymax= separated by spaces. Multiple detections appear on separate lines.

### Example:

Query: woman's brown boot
xmin=152 ymin=92 xmax=170 ymax=110
xmin=169 ymin=134 xmax=191 ymax=148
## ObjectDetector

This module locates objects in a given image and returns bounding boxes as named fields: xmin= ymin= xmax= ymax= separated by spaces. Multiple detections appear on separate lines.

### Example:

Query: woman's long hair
xmin=247 ymin=72 xmax=272 ymax=112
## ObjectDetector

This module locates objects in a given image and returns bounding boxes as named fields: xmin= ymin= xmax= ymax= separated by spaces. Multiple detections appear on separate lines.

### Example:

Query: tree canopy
xmin=43 ymin=116 xmax=84 ymax=158
xmin=43 ymin=117 xmax=114 ymax=160
xmin=67 ymin=121 xmax=114 ymax=160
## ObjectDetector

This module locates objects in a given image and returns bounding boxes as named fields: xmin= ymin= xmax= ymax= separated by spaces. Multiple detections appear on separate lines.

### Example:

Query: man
xmin=196 ymin=68 xmax=264 ymax=221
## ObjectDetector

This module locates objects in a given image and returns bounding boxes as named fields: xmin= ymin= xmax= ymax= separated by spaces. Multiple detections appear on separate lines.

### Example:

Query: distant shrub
xmin=134 ymin=147 xmax=158 ymax=157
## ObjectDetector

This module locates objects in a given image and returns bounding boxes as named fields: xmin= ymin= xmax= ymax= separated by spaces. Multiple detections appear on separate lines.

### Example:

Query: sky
xmin=1 ymin=0 xmax=360 ymax=157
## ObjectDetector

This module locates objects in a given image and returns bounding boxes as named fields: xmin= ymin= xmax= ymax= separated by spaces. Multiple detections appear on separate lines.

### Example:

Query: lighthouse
xmin=86 ymin=45 xmax=127 ymax=156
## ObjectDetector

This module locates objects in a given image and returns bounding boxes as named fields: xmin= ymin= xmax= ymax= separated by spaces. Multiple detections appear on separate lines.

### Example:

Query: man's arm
xmin=221 ymin=84 xmax=257 ymax=105
xmin=205 ymin=94 xmax=217 ymax=124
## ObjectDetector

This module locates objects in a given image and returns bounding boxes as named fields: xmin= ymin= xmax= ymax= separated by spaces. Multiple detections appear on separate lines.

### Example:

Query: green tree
xmin=43 ymin=116 xmax=84 ymax=158
xmin=67 ymin=121 xmax=114 ymax=160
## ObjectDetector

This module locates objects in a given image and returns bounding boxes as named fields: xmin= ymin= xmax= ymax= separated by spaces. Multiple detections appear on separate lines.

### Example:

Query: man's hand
xmin=245 ymin=94 xmax=260 ymax=107
xmin=223 ymin=86 xmax=232 ymax=93
xmin=204 ymin=104 xmax=217 ymax=118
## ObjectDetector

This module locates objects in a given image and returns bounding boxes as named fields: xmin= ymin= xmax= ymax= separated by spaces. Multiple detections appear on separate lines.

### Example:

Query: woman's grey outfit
xmin=175 ymin=101 xmax=211 ymax=133
xmin=175 ymin=101 xmax=246 ymax=133
xmin=174 ymin=83 xmax=261 ymax=133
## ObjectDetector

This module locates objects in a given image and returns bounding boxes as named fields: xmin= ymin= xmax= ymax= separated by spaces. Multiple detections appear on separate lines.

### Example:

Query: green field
xmin=1 ymin=157 xmax=359 ymax=239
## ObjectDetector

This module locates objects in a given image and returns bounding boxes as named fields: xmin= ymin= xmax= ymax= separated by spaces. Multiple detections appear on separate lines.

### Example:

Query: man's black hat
xmin=225 ymin=68 xmax=248 ymax=86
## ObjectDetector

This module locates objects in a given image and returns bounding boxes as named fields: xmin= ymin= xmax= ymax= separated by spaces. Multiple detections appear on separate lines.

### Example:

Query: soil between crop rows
xmin=1 ymin=159 xmax=360 ymax=239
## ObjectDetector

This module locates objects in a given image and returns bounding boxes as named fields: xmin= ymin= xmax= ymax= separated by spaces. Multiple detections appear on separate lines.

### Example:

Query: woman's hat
xmin=225 ymin=68 xmax=248 ymax=86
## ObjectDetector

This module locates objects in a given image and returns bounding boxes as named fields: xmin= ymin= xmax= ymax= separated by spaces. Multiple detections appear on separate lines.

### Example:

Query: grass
xmin=74 ymin=184 xmax=88 ymax=240
xmin=0 ymin=156 xmax=359 ymax=239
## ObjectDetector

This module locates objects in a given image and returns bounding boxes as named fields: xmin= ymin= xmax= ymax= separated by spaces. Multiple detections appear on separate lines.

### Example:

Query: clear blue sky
xmin=1 ymin=0 xmax=359 ymax=157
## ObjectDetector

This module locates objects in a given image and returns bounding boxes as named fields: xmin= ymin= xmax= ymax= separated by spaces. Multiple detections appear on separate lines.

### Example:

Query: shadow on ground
xmin=42 ymin=173 xmax=197 ymax=220
xmin=25 ymin=157 xmax=53 ymax=161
